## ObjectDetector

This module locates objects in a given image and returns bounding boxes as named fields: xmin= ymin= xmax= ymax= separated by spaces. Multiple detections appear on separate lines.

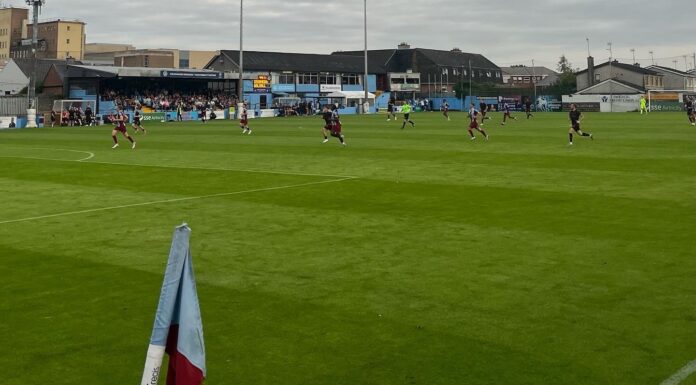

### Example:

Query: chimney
xmin=397 ymin=42 xmax=411 ymax=50
xmin=587 ymin=56 xmax=595 ymax=86
xmin=451 ymin=48 xmax=462 ymax=53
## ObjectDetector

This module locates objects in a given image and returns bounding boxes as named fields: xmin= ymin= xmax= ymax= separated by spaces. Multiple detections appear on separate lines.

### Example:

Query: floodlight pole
xmin=649 ymin=51 xmax=655 ymax=66
xmin=607 ymin=42 xmax=613 ymax=112
xmin=26 ymin=0 xmax=42 ymax=128
xmin=532 ymin=59 xmax=537 ymax=112
xmin=468 ymin=59 xmax=472 ymax=107
xmin=238 ymin=0 xmax=244 ymax=102
xmin=363 ymin=0 xmax=369 ymax=114
xmin=460 ymin=65 xmax=464 ymax=111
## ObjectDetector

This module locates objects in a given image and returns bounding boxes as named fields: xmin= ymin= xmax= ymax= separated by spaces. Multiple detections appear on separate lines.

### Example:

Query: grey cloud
xmin=8 ymin=0 xmax=695 ymax=70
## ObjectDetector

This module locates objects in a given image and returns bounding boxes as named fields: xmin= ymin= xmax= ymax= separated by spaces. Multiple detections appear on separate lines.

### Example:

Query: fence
xmin=0 ymin=96 xmax=30 ymax=116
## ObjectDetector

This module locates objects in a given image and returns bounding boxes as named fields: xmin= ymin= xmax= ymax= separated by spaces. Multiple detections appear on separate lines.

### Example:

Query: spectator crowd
xmin=100 ymin=89 xmax=238 ymax=112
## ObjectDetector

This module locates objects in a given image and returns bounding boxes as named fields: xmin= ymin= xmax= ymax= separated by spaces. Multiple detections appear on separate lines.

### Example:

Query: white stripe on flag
xmin=141 ymin=344 xmax=165 ymax=385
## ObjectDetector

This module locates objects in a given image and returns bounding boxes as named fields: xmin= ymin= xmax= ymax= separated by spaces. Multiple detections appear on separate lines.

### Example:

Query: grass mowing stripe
xmin=0 ymin=177 xmax=354 ymax=225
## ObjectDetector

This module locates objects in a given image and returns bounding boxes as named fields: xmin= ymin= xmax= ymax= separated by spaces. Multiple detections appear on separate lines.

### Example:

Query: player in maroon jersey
xmin=110 ymin=110 xmax=136 ymax=149
xmin=442 ymin=100 xmax=450 ymax=121
xmin=321 ymin=105 xmax=345 ymax=145
xmin=467 ymin=103 xmax=488 ymax=141
xmin=132 ymin=108 xmax=147 ymax=134
xmin=501 ymin=102 xmax=517 ymax=125
xmin=240 ymin=103 xmax=251 ymax=134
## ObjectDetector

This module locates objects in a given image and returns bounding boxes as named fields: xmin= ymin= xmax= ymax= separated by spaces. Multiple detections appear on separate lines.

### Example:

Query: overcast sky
xmin=8 ymin=0 xmax=696 ymax=71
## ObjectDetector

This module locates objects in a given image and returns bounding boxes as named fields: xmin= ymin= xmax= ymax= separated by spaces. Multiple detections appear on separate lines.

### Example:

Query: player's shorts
xmin=134 ymin=118 xmax=141 ymax=125
xmin=504 ymin=112 xmax=511 ymax=117
xmin=469 ymin=120 xmax=479 ymax=129
xmin=525 ymin=107 xmax=531 ymax=113
xmin=115 ymin=125 xmax=127 ymax=133
xmin=240 ymin=119 xmax=248 ymax=125
xmin=404 ymin=113 xmax=410 ymax=120
xmin=687 ymin=109 xmax=693 ymax=116
xmin=332 ymin=122 xmax=342 ymax=134
xmin=387 ymin=107 xmax=393 ymax=113
xmin=571 ymin=122 xmax=581 ymax=132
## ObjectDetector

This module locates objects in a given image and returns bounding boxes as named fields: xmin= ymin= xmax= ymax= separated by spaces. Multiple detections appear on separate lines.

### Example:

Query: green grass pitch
xmin=1 ymin=111 xmax=695 ymax=385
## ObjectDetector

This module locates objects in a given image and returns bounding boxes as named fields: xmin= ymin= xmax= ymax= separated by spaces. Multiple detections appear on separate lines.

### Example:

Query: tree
xmin=557 ymin=55 xmax=574 ymax=74
xmin=547 ymin=55 xmax=577 ymax=95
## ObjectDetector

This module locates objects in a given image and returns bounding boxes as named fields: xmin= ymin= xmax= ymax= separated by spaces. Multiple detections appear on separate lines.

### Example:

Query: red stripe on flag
xmin=165 ymin=325 xmax=205 ymax=385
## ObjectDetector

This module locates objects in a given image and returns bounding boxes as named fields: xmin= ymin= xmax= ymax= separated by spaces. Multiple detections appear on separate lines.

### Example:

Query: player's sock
xmin=481 ymin=130 xmax=488 ymax=139
xmin=401 ymin=122 xmax=406 ymax=129
xmin=127 ymin=136 xmax=134 ymax=143
xmin=569 ymin=133 xmax=573 ymax=143
xmin=468 ymin=130 xmax=474 ymax=138
xmin=582 ymin=132 xmax=591 ymax=137
xmin=410 ymin=121 xmax=415 ymax=127
xmin=112 ymin=135 xmax=118 ymax=144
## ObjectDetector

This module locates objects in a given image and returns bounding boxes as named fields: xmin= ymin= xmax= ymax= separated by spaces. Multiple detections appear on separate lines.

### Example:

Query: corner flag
xmin=141 ymin=224 xmax=206 ymax=385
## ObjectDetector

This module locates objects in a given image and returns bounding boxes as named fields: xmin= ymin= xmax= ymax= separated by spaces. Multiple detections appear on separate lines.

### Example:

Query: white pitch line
xmin=661 ymin=359 xmax=696 ymax=385
xmin=0 ymin=177 xmax=354 ymax=225
xmin=0 ymin=147 xmax=356 ymax=179
xmin=0 ymin=147 xmax=95 ymax=161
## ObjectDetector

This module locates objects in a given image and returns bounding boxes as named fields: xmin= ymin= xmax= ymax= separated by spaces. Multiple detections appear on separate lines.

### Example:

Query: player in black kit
xmin=568 ymin=104 xmax=593 ymax=146
xmin=685 ymin=96 xmax=695 ymax=126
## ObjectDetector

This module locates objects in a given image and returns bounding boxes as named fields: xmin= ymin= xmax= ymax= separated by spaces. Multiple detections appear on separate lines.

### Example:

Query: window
xmin=319 ymin=73 xmax=336 ymax=84
xmin=342 ymin=73 xmax=360 ymax=85
xmin=406 ymin=78 xmax=419 ymax=84
xmin=486 ymin=71 xmax=492 ymax=78
xmin=67 ymin=26 xmax=71 ymax=31
xmin=144 ymin=55 xmax=150 ymax=67
xmin=298 ymin=73 xmax=318 ymax=84
xmin=278 ymin=73 xmax=294 ymax=84
xmin=179 ymin=59 xmax=190 ymax=68
xmin=391 ymin=78 xmax=405 ymax=84
xmin=67 ymin=39 xmax=70 ymax=44
xmin=595 ymin=74 xmax=601 ymax=81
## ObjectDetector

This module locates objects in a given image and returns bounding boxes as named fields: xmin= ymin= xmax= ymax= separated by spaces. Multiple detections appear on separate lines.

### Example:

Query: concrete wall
xmin=187 ymin=50 xmax=217 ymax=69
xmin=114 ymin=52 xmax=175 ymax=68
xmin=652 ymin=70 xmax=696 ymax=91
xmin=563 ymin=94 xmax=642 ymax=112
xmin=28 ymin=21 xmax=86 ymax=60
xmin=0 ymin=59 xmax=29 ymax=94
xmin=0 ymin=8 xmax=28 ymax=60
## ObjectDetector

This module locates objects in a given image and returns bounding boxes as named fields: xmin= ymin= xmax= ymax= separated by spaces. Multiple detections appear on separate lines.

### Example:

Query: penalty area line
xmin=661 ymin=359 xmax=696 ymax=385
xmin=0 ymin=177 xmax=354 ymax=226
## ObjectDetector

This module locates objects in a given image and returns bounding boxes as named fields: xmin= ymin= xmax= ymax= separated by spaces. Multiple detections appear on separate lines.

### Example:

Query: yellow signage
xmin=253 ymin=75 xmax=270 ymax=90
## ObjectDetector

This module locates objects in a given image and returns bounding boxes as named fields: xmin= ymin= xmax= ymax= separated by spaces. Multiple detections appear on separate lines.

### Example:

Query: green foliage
xmin=557 ymin=54 xmax=574 ymax=74
xmin=453 ymin=81 xmax=500 ymax=98
xmin=546 ymin=55 xmax=578 ymax=94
